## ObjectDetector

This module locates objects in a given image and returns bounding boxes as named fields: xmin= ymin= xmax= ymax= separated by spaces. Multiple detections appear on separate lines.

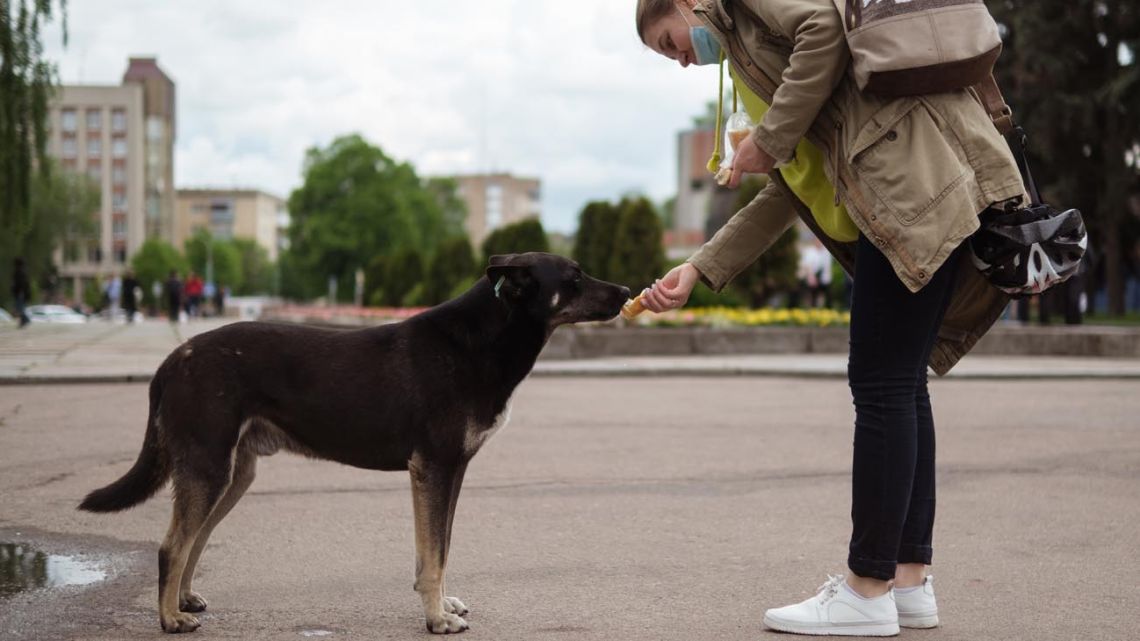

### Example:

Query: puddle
xmin=0 ymin=543 xmax=107 ymax=599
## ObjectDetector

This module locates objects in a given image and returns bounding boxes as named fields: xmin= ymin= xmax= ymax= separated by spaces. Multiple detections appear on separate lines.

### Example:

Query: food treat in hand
xmin=620 ymin=294 xmax=647 ymax=319
xmin=715 ymin=166 xmax=733 ymax=186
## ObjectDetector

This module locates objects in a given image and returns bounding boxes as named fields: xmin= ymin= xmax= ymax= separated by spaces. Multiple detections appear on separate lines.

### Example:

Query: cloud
xmin=43 ymin=0 xmax=717 ymax=233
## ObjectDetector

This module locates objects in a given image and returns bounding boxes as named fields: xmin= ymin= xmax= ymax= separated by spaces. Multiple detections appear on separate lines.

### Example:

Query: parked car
xmin=26 ymin=305 xmax=87 ymax=324
xmin=0 ymin=308 xmax=13 ymax=324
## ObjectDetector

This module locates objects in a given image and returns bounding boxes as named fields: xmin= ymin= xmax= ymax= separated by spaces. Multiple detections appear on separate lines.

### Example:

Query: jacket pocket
xmin=848 ymin=98 xmax=968 ymax=226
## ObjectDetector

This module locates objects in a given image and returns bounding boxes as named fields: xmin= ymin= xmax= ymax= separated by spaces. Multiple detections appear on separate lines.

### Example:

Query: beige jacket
xmin=687 ymin=0 xmax=1026 ymax=375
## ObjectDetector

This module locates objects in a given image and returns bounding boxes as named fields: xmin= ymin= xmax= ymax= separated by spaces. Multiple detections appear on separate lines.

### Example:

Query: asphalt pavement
xmin=1 ymin=372 xmax=1138 ymax=639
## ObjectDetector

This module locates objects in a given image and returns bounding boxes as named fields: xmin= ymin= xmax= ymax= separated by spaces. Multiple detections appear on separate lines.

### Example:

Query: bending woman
xmin=635 ymin=0 xmax=1025 ymax=636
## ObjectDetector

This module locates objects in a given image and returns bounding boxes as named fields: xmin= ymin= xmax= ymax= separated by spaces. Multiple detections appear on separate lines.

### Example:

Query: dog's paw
xmin=161 ymin=611 xmax=201 ymax=633
xmin=426 ymin=612 xmax=469 ymax=634
xmin=443 ymin=596 xmax=469 ymax=617
xmin=179 ymin=591 xmax=208 ymax=613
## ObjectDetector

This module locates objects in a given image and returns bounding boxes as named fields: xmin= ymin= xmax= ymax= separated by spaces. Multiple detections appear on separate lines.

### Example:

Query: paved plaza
xmin=0 ymin=320 xmax=1138 ymax=640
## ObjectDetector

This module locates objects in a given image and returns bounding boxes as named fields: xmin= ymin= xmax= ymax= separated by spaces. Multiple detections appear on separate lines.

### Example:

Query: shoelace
xmin=817 ymin=574 xmax=846 ymax=604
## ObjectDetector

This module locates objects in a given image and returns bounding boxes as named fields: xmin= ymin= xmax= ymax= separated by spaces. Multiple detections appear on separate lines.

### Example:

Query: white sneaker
xmin=894 ymin=575 xmax=939 ymax=629
xmin=762 ymin=575 xmax=900 ymax=636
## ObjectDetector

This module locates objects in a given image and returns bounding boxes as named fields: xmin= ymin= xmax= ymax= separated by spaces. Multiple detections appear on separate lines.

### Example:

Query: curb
xmin=4 ymin=364 xmax=1140 ymax=384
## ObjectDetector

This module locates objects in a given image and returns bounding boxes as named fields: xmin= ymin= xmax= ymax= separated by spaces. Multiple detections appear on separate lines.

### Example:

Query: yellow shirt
xmin=728 ymin=67 xmax=859 ymax=243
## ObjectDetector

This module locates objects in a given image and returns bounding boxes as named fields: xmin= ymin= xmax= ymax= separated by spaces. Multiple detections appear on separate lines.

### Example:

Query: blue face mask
xmin=679 ymin=8 xmax=721 ymax=65
xmin=689 ymin=26 xmax=722 ymax=65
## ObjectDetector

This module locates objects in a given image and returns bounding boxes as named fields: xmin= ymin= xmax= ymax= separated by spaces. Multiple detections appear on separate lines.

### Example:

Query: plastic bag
xmin=716 ymin=110 xmax=756 ymax=186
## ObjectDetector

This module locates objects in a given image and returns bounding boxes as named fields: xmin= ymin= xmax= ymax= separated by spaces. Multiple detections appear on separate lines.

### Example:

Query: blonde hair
xmin=635 ymin=0 xmax=679 ymax=43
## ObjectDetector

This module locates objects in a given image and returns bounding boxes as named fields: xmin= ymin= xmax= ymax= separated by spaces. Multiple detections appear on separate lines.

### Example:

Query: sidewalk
xmin=3 ymin=318 xmax=1140 ymax=383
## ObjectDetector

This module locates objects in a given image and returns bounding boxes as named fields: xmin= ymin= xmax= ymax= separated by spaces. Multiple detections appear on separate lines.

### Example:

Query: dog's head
xmin=486 ymin=253 xmax=630 ymax=327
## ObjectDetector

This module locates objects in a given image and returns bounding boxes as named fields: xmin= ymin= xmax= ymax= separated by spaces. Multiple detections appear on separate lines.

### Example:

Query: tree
xmin=988 ymin=0 xmax=1140 ymax=314
xmin=230 ymin=238 xmax=273 ymax=295
xmin=1 ymin=0 xmax=67 ymax=238
xmin=376 ymin=248 xmax=425 ymax=307
xmin=724 ymin=177 xmax=799 ymax=307
xmin=425 ymin=237 xmax=477 ymax=305
xmin=287 ymin=134 xmax=452 ymax=302
xmin=608 ymin=197 xmax=665 ymax=291
xmin=571 ymin=201 xmax=622 ymax=281
xmin=184 ymin=229 xmax=241 ymax=293
xmin=130 ymin=239 xmax=187 ymax=309
xmin=0 ymin=160 xmax=97 ymax=306
xmin=480 ymin=218 xmax=550 ymax=264
xmin=424 ymin=177 xmax=468 ymax=240
xmin=572 ymin=201 xmax=614 ymax=279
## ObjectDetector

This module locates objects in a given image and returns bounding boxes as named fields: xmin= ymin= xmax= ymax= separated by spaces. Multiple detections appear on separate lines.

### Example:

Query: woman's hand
xmin=640 ymin=263 xmax=701 ymax=313
xmin=728 ymin=135 xmax=777 ymax=189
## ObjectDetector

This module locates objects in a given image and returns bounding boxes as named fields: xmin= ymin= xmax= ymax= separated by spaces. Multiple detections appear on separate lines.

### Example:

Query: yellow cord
xmin=706 ymin=50 xmax=727 ymax=174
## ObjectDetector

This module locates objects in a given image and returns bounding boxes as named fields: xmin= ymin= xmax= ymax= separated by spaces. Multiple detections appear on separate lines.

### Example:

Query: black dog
xmin=79 ymin=253 xmax=630 ymax=634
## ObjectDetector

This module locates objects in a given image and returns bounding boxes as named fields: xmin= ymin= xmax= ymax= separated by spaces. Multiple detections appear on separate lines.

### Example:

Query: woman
xmin=636 ymin=0 xmax=1025 ymax=636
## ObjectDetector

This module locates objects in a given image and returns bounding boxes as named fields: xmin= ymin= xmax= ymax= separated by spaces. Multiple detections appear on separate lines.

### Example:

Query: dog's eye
xmin=572 ymin=274 xmax=583 ymax=285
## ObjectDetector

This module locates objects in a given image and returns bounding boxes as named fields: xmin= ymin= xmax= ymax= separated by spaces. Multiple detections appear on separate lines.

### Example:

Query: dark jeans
xmin=847 ymin=235 xmax=961 ymax=581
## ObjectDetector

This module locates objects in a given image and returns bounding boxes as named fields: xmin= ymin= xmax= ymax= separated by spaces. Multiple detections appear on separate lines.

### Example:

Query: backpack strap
xmin=974 ymin=74 xmax=1015 ymax=136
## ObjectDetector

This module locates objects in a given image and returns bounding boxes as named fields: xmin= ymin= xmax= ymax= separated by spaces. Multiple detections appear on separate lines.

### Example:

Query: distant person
xmin=105 ymin=275 xmax=123 ymax=317
xmin=151 ymin=280 xmax=163 ymax=317
xmin=203 ymin=281 xmax=217 ymax=317
xmin=11 ymin=257 xmax=32 ymax=328
xmin=122 ymin=270 xmax=141 ymax=323
xmin=165 ymin=271 xmax=183 ymax=323
xmin=213 ymin=282 xmax=226 ymax=318
xmin=184 ymin=272 xmax=204 ymax=318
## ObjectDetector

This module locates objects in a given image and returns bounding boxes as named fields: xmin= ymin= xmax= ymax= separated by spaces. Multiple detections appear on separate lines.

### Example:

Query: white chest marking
xmin=550 ymin=292 xmax=560 ymax=308
xmin=463 ymin=402 xmax=512 ymax=456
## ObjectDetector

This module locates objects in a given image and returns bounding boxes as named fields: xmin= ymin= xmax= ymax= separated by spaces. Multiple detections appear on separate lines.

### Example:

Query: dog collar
xmin=494 ymin=276 xmax=506 ymax=299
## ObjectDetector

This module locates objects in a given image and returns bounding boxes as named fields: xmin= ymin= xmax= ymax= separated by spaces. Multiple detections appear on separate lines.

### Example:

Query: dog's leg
xmin=441 ymin=462 xmax=469 ymax=617
xmin=178 ymin=447 xmax=257 ymax=613
xmin=158 ymin=460 xmax=233 ymax=633
xmin=410 ymin=455 xmax=468 ymax=634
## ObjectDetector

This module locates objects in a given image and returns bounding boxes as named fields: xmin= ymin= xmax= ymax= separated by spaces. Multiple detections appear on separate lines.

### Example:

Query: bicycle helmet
xmin=969 ymin=204 xmax=1088 ymax=297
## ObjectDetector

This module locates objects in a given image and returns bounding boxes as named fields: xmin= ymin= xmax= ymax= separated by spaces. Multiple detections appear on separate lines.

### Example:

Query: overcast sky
xmin=42 ymin=0 xmax=719 ymax=234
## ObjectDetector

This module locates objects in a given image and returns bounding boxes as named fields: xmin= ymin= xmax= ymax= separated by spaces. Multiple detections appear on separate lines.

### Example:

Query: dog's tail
xmin=78 ymin=372 xmax=171 ymax=513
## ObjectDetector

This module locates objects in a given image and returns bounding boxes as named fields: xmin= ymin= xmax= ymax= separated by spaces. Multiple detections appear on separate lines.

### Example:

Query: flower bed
xmin=640 ymin=307 xmax=851 ymax=328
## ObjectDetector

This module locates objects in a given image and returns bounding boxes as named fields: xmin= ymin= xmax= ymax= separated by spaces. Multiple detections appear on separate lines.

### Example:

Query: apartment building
xmin=452 ymin=173 xmax=542 ymax=246
xmin=174 ymin=189 xmax=287 ymax=261
xmin=47 ymin=57 xmax=176 ymax=300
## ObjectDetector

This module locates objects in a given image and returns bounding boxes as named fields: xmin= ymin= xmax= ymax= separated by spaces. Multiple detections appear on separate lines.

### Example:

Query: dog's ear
xmin=486 ymin=262 xmax=535 ymax=302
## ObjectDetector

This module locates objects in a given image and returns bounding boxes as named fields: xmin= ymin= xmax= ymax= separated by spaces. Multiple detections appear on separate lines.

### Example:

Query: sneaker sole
xmin=763 ymin=614 xmax=900 ymax=637
xmin=898 ymin=612 xmax=939 ymax=629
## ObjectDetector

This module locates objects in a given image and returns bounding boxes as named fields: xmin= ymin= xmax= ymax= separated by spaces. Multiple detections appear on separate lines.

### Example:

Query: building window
xmin=147 ymin=116 xmax=164 ymax=141
xmin=113 ymin=192 xmax=127 ymax=212
xmin=485 ymin=184 xmax=503 ymax=230
xmin=112 ymin=217 xmax=127 ymax=237
xmin=86 ymin=109 xmax=101 ymax=131
xmin=61 ymin=109 xmax=77 ymax=132
xmin=112 ymin=109 xmax=127 ymax=133
xmin=114 ymin=247 xmax=127 ymax=264
xmin=112 ymin=138 xmax=127 ymax=158
xmin=61 ymin=138 xmax=78 ymax=158
xmin=87 ymin=138 xmax=102 ymax=158
xmin=112 ymin=166 xmax=126 ymax=185
xmin=209 ymin=199 xmax=235 ymax=239
xmin=87 ymin=243 xmax=102 ymax=263
xmin=64 ymin=241 xmax=80 ymax=264
xmin=87 ymin=163 xmax=102 ymax=183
